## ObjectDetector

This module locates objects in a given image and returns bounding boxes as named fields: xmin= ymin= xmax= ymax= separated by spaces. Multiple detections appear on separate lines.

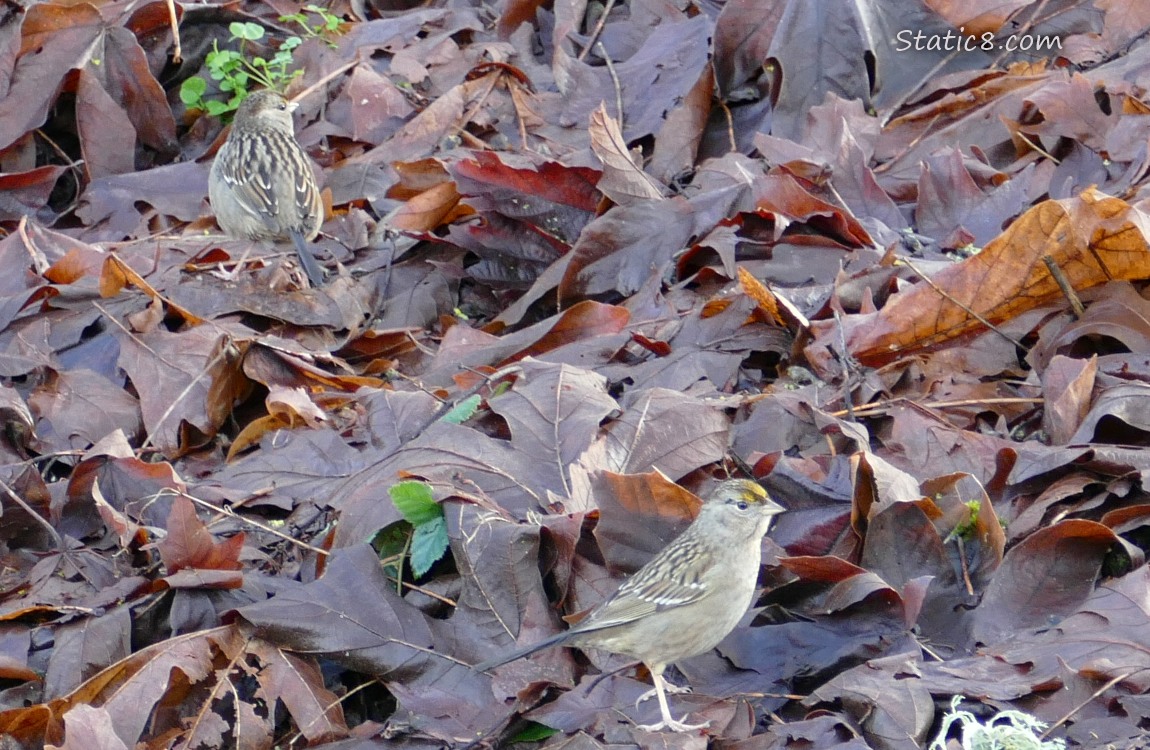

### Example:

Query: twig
xmin=1042 ymin=255 xmax=1084 ymax=318
xmin=0 ymin=476 xmax=64 ymax=552
xmin=290 ymin=59 xmax=357 ymax=106
xmin=90 ymin=301 xmax=230 ymax=456
xmin=991 ymin=0 xmax=1050 ymax=68
xmin=451 ymin=69 xmax=503 ymax=143
xmin=828 ymin=396 xmax=1044 ymax=420
xmin=280 ymin=678 xmax=380 ymax=747
xmin=834 ymin=309 xmax=858 ymax=422
xmin=1014 ymin=131 xmax=1060 ymax=164
xmin=165 ymin=0 xmax=182 ymax=62
xmin=716 ymin=98 xmax=736 ymax=153
xmin=956 ymin=536 xmax=974 ymax=596
xmin=596 ymin=41 xmax=623 ymax=125
xmin=874 ymin=114 xmax=939 ymax=174
xmin=175 ymin=489 xmax=329 ymax=556
xmin=897 ymin=257 xmax=1025 ymax=349
xmin=878 ymin=53 xmax=959 ymax=129
xmin=739 ymin=691 xmax=806 ymax=701
xmin=578 ymin=0 xmax=616 ymax=62
xmin=1042 ymin=670 xmax=1133 ymax=738
xmin=175 ymin=489 xmax=459 ymax=605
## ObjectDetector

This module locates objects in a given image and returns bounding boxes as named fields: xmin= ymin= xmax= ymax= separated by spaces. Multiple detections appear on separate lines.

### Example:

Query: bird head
xmin=234 ymin=90 xmax=298 ymax=132
xmin=701 ymin=478 xmax=785 ymax=541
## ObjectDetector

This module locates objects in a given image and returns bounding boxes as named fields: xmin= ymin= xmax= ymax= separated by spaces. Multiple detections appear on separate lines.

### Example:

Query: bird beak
xmin=287 ymin=101 xmax=300 ymax=113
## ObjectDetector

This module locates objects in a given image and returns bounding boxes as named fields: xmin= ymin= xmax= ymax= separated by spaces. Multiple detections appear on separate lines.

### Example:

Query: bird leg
xmin=634 ymin=670 xmax=709 ymax=733
xmin=635 ymin=679 xmax=691 ymax=707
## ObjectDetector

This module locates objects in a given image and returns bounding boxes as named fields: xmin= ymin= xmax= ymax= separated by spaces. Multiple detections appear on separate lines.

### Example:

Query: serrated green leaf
xmin=439 ymin=394 xmax=482 ymax=424
xmin=410 ymin=516 xmax=448 ymax=578
xmin=389 ymin=481 xmax=441 ymax=525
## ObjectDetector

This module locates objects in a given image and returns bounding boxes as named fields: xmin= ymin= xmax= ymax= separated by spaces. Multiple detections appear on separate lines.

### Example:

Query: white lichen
xmin=928 ymin=696 xmax=1066 ymax=750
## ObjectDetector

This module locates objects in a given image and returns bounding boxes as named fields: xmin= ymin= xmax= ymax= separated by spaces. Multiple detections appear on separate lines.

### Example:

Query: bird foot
xmin=213 ymin=246 xmax=253 ymax=281
xmin=635 ymin=683 xmax=692 ymax=708
xmin=636 ymin=715 xmax=710 ymax=733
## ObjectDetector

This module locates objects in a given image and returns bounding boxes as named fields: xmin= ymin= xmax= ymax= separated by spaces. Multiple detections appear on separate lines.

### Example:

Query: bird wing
xmin=571 ymin=538 xmax=712 ymax=632
xmin=216 ymin=132 xmax=281 ymax=221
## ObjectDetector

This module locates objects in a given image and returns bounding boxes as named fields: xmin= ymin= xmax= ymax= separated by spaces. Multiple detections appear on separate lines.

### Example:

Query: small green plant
xmin=179 ymin=22 xmax=303 ymax=118
xmin=279 ymin=4 xmax=343 ymax=41
xmin=385 ymin=481 xmax=449 ymax=580
xmin=947 ymin=499 xmax=983 ymax=542
xmin=507 ymin=722 xmax=559 ymax=742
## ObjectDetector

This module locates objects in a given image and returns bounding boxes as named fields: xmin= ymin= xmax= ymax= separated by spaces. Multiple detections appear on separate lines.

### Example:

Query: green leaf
xmin=439 ymin=394 xmax=482 ymax=424
xmin=389 ymin=481 xmax=441 ymax=525
xmin=232 ymin=22 xmax=264 ymax=41
xmin=179 ymin=77 xmax=206 ymax=105
xmin=409 ymin=516 xmax=448 ymax=578
xmin=507 ymin=722 xmax=559 ymax=742
xmin=371 ymin=522 xmax=411 ymax=580
xmin=205 ymin=100 xmax=230 ymax=117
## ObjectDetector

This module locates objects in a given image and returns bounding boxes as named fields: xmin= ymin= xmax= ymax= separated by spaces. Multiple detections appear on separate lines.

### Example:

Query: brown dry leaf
xmin=99 ymin=255 xmax=205 ymax=326
xmin=1041 ymin=354 xmax=1097 ymax=444
xmin=808 ymin=188 xmax=1150 ymax=370
xmin=156 ymin=495 xmax=244 ymax=577
xmin=588 ymin=103 xmax=665 ymax=204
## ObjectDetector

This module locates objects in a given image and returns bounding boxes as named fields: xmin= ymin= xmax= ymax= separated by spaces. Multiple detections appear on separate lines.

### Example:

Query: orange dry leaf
xmin=386 ymin=180 xmax=467 ymax=231
xmin=737 ymin=266 xmax=785 ymax=325
xmin=806 ymin=187 xmax=1150 ymax=370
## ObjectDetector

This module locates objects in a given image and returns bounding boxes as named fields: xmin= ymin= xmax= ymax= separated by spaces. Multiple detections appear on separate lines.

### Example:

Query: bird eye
xmin=736 ymin=501 xmax=749 ymax=510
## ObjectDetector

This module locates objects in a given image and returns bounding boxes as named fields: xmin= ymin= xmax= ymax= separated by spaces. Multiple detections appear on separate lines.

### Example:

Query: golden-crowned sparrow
xmin=208 ymin=90 xmax=326 ymax=286
xmin=475 ymin=479 xmax=785 ymax=733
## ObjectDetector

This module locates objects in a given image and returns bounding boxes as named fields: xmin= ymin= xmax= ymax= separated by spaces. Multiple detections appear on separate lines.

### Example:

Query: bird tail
xmin=472 ymin=629 xmax=575 ymax=672
xmin=290 ymin=229 xmax=326 ymax=287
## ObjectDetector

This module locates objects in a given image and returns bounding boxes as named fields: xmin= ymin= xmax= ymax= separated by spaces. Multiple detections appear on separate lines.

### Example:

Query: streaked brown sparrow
xmin=475 ymin=479 xmax=785 ymax=733
xmin=208 ymin=90 xmax=326 ymax=286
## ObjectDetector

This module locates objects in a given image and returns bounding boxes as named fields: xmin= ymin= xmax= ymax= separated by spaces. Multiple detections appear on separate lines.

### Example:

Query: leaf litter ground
xmin=1 ymin=0 xmax=1150 ymax=748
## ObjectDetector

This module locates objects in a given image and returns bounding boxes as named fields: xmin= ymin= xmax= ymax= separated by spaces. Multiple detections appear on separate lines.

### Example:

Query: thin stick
xmin=828 ymin=397 xmax=1044 ymax=419
xmin=174 ymin=489 xmax=458 ymax=606
xmin=1042 ymin=255 xmax=1084 ymax=318
xmin=280 ymin=678 xmax=380 ymax=747
xmin=897 ymin=257 xmax=1025 ymax=349
xmin=91 ymin=301 xmax=230 ymax=456
xmin=578 ymin=0 xmax=616 ymax=62
xmin=596 ymin=42 xmax=623 ymax=125
xmin=166 ymin=0 xmax=182 ymax=62
xmin=874 ymin=114 xmax=940 ymax=174
xmin=716 ymin=99 xmax=736 ymax=153
xmin=0 ymin=477 xmax=64 ymax=552
xmin=1042 ymin=670 xmax=1133 ymax=738
xmin=290 ymin=59 xmax=357 ymax=106
xmin=1014 ymin=131 xmax=1060 ymax=164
